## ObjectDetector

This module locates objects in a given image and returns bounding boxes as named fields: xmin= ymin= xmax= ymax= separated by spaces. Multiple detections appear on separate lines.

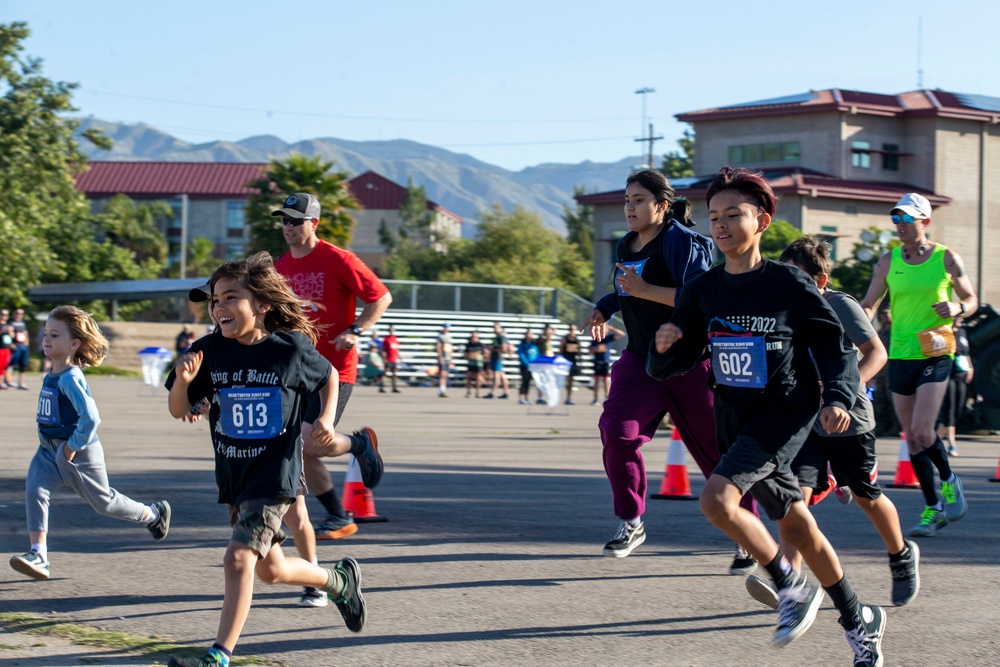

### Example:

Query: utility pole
xmin=635 ymin=123 xmax=663 ymax=170
xmin=634 ymin=87 xmax=659 ymax=167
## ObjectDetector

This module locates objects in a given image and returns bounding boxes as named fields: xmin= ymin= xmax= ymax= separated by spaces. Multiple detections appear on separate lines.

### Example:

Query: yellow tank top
xmin=886 ymin=244 xmax=953 ymax=360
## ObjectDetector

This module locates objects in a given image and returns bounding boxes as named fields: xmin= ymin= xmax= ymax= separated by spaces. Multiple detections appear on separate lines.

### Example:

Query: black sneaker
xmin=745 ymin=574 xmax=779 ymax=609
xmin=329 ymin=558 xmax=366 ymax=633
xmin=353 ymin=427 xmax=383 ymax=489
xmin=602 ymin=521 xmax=645 ymax=558
xmin=315 ymin=515 xmax=358 ymax=540
xmin=299 ymin=586 xmax=329 ymax=608
xmin=729 ymin=545 xmax=757 ymax=575
xmin=842 ymin=604 xmax=886 ymax=667
xmin=147 ymin=500 xmax=171 ymax=541
xmin=889 ymin=539 xmax=920 ymax=606
xmin=10 ymin=550 xmax=50 ymax=580
xmin=773 ymin=574 xmax=823 ymax=647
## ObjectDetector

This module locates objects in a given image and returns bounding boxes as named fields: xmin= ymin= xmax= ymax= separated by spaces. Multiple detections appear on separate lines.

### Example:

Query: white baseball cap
xmin=891 ymin=193 xmax=932 ymax=219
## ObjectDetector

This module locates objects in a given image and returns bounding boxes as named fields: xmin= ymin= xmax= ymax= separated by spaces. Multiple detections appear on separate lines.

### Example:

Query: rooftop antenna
xmin=917 ymin=16 xmax=924 ymax=89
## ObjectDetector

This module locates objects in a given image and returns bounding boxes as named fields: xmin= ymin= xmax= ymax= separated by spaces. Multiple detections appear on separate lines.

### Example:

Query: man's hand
xmin=819 ymin=406 xmax=851 ymax=434
xmin=581 ymin=309 xmax=607 ymax=342
xmin=311 ymin=418 xmax=336 ymax=449
xmin=932 ymin=301 xmax=960 ymax=319
xmin=63 ymin=445 xmax=76 ymax=462
xmin=181 ymin=399 xmax=210 ymax=423
xmin=175 ymin=350 xmax=203 ymax=384
xmin=331 ymin=331 xmax=360 ymax=351
xmin=654 ymin=323 xmax=684 ymax=354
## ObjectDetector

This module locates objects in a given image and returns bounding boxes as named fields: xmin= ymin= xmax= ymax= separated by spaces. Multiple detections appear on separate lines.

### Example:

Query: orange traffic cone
xmin=990 ymin=450 xmax=1000 ymax=483
xmin=342 ymin=454 xmax=388 ymax=523
xmin=888 ymin=432 xmax=920 ymax=489
xmin=651 ymin=428 xmax=697 ymax=500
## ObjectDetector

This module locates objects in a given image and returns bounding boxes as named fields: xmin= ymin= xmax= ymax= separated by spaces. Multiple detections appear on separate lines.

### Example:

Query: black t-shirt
xmin=560 ymin=334 xmax=581 ymax=364
xmin=616 ymin=226 xmax=675 ymax=360
xmin=165 ymin=331 xmax=331 ymax=505
xmin=647 ymin=261 xmax=857 ymax=457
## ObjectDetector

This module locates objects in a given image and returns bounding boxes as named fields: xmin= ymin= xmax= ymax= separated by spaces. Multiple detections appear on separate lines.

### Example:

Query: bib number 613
xmin=232 ymin=402 xmax=268 ymax=428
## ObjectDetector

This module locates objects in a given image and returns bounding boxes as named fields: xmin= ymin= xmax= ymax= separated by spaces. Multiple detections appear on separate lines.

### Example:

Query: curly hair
xmin=47 ymin=305 xmax=110 ymax=368
xmin=779 ymin=235 xmax=832 ymax=278
xmin=208 ymin=251 xmax=320 ymax=344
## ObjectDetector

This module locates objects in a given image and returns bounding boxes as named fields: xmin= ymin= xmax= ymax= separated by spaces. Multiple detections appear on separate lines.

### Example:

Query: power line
xmin=78 ymin=88 xmax=637 ymax=125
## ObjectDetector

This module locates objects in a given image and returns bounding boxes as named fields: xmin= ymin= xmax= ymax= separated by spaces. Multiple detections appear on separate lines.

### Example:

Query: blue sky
xmin=8 ymin=0 xmax=1000 ymax=171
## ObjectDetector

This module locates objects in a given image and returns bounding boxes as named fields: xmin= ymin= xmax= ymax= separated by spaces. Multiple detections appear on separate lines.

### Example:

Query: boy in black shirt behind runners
xmin=648 ymin=167 xmax=885 ymax=667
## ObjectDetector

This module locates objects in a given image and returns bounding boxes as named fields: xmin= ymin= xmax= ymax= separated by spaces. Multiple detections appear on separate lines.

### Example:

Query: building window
xmin=882 ymin=143 xmax=900 ymax=171
xmin=226 ymin=242 xmax=245 ymax=260
xmin=226 ymin=201 xmax=246 ymax=230
xmin=851 ymin=141 xmax=871 ymax=169
xmin=166 ymin=200 xmax=183 ymax=230
xmin=727 ymin=141 xmax=800 ymax=165
xmin=844 ymin=205 xmax=859 ymax=216
xmin=820 ymin=225 xmax=838 ymax=261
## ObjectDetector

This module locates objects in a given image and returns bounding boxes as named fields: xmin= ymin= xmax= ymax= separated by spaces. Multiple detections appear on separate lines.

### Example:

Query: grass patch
xmin=83 ymin=365 xmax=142 ymax=378
xmin=0 ymin=613 xmax=275 ymax=665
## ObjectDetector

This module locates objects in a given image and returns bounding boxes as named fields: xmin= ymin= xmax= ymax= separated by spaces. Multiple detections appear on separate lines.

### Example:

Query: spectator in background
xmin=381 ymin=324 xmax=402 ymax=393
xmin=362 ymin=340 xmax=386 ymax=389
xmin=464 ymin=331 xmax=485 ymax=398
xmin=9 ymin=308 xmax=31 ymax=390
xmin=175 ymin=325 xmax=196 ymax=355
xmin=560 ymin=325 xmax=583 ymax=405
xmin=436 ymin=323 xmax=454 ymax=398
xmin=484 ymin=321 xmax=511 ymax=399
xmin=937 ymin=318 xmax=974 ymax=456
xmin=516 ymin=330 xmax=539 ymax=405
xmin=0 ymin=321 xmax=13 ymax=390
xmin=590 ymin=325 xmax=624 ymax=405
xmin=539 ymin=323 xmax=556 ymax=356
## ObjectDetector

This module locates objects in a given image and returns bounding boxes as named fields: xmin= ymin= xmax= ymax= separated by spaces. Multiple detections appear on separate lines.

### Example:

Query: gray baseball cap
xmin=271 ymin=192 xmax=321 ymax=220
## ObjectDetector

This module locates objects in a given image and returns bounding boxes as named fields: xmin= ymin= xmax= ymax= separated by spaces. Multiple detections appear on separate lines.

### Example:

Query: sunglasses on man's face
xmin=281 ymin=217 xmax=312 ymax=227
xmin=891 ymin=213 xmax=917 ymax=225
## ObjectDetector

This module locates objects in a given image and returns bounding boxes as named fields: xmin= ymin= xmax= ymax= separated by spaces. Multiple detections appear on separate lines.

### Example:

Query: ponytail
xmin=668 ymin=196 xmax=694 ymax=228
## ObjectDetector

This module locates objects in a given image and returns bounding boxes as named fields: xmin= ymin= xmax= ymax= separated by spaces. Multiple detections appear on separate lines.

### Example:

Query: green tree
xmin=380 ymin=179 xmax=459 ymax=281
xmin=246 ymin=154 xmax=359 ymax=256
xmin=0 ymin=21 xmax=111 ymax=306
xmin=830 ymin=227 xmax=900 ymax=299
xmin=169 ymin=236 xmax=218 ymax=279
xmin=562 ymin=186 xmax=594 ymax=271
xmin=760 ymin=218 xmax=802 ymax=260
xmin=661 ymin=127 xmax=695 ymax=179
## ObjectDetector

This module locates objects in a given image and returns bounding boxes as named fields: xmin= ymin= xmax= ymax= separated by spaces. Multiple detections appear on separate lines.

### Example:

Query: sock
xmin=310 ymin=558 xmax=319 ymax=567
xmin=764 ymin=553 xmax=797 ymax=590
xmin=207 ymin=644 xmax=232 ymax=667
xmin=31 ymin=543 xmax=47 ymax=561
xmin=925 ymin=437 xmax=954 ymax=480
xmin=824 ymin=575 xmax=863 ymax=628
xmin=625 ymin=517 xmax=641 ymax=527
xmin=321 ymin=567 xmax=347 ymax=597
xmin=348 ymin=434 xmax=368 ymax=457
xmin=909 ymin=449 xmax=939 ymax=507
xmin=316 ymin=489 xmax=348 ymax=519
xmin=888 ymin=544 xmax=911 ymax=562
xmin=141 ymin=504 xmax=159 ymax=525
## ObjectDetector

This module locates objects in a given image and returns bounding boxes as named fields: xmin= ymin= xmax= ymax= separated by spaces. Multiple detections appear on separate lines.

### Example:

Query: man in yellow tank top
xmin=861 ymin=193 xmax=978 ymax=537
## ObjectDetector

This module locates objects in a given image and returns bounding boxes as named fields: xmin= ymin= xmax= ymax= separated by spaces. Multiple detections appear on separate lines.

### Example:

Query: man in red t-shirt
xmin=381 ymin=325 xmax=402 ymax=393
xmin=272 ymin=193 xmax=392 ymax=605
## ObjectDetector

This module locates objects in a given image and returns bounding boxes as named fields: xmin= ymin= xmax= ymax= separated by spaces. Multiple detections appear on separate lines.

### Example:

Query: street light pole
xmin=635 ymin=87 xmax=656 ymax=167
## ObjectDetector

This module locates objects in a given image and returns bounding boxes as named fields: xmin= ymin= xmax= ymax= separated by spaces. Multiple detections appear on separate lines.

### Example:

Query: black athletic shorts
xmin=888 ymin=357 xmax=952 ymax=395
xmin=792 ymin=430 xmax=882 ymax=500
xmin=714 ymin=434 xmax=804 ymax=521
xmin=593 ymin=360 xmax=610 ymax=377
xmin=303 ymin=381 xmax=353 ymax=427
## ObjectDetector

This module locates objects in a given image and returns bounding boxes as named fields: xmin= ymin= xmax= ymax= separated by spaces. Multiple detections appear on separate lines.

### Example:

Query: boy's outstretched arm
xmin=310 ymin=367 xmax=339 ymax=448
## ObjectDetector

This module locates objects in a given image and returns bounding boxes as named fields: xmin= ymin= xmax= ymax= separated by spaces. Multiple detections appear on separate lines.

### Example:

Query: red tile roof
xmin=576 ymin=168 xmax=950 ymax=208
xmin=677 ymin=89 xmax=1000 ymax=123
xmin=76 ymin=161 xmax=269 ymax=198
xmin=347 ymin=171 xmax=462 ymax=223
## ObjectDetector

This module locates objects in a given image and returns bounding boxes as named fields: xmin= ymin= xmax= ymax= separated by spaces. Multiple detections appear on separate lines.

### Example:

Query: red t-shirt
xmin=275 ymin=240 xmax=389 ymax=384
xmin=382 ymin=335 xmax=401 ymax=364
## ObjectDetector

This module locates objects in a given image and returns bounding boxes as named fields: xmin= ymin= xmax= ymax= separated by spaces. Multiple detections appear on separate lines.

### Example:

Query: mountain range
xmin=75 ymin=118 xmax=644 ymax=233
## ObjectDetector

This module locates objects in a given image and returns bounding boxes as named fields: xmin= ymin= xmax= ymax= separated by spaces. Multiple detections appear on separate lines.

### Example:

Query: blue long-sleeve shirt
xmin=517 ymin=341 xmax=539 ymax=367
xmin=36 ymin=366 xmax=101 ymax=451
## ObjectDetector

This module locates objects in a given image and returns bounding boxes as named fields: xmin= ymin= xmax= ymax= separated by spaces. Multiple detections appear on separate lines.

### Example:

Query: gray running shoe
xmin=745 ymin=574 xmax=779 ymax=609
xmin=602 ymin=521 xmax=645 ymax=558
xmin=842 ymin=604 xmax=886 ymax=667
xmin=910 ymin=506 xmax=947 ymax=537
xmin=10 ymin=550 xmax=49 ymax=580
xmin=330 ymin=558 xmax=366 ymax=633
xmin=941 ymin=475 xmax=967 ymax=522
xmin=299 ymin=586 xmax=329 ymax=607
xmin=773 ymin=575 xmax=823 ymax=647
xmin=147 ymin=500 xmax=171 ymax=541
xmin=889 ymin=539 xmax=920 ymax=606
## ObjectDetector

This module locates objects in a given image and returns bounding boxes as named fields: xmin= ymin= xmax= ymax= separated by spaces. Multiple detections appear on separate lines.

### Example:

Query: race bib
xmin=614 ymin=259 xmax=648 ymax=297
xmin=918 ymin=325 xmax=956 ymax=358
xmin=711 ymin=336 xmax=768 ymax=387
xmin=36 ymin=386 xmax=61 ymax=425
xmin=219 ymin=387 xmax=283 ymax=439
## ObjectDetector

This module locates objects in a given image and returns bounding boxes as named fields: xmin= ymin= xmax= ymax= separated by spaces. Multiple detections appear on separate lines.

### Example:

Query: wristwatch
xmin=348 ymin=324 xmax=363 ymax=336
xmin=959 ymin=302 xmax=966 ymax=315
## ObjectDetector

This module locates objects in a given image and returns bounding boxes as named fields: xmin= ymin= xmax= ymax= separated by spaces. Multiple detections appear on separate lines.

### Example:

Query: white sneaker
xmin=298 ymin=587 xmax=329 ymax=607
xmin=602 ymin=521 xmax=646 ymax=557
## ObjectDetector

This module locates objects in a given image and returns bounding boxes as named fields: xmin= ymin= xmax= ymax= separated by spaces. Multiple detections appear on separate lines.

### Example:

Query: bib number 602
xmin=718 ymin=352 xmax=753 ymax=377
xmin=232 ymin=402 xmax=268 ymax=428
